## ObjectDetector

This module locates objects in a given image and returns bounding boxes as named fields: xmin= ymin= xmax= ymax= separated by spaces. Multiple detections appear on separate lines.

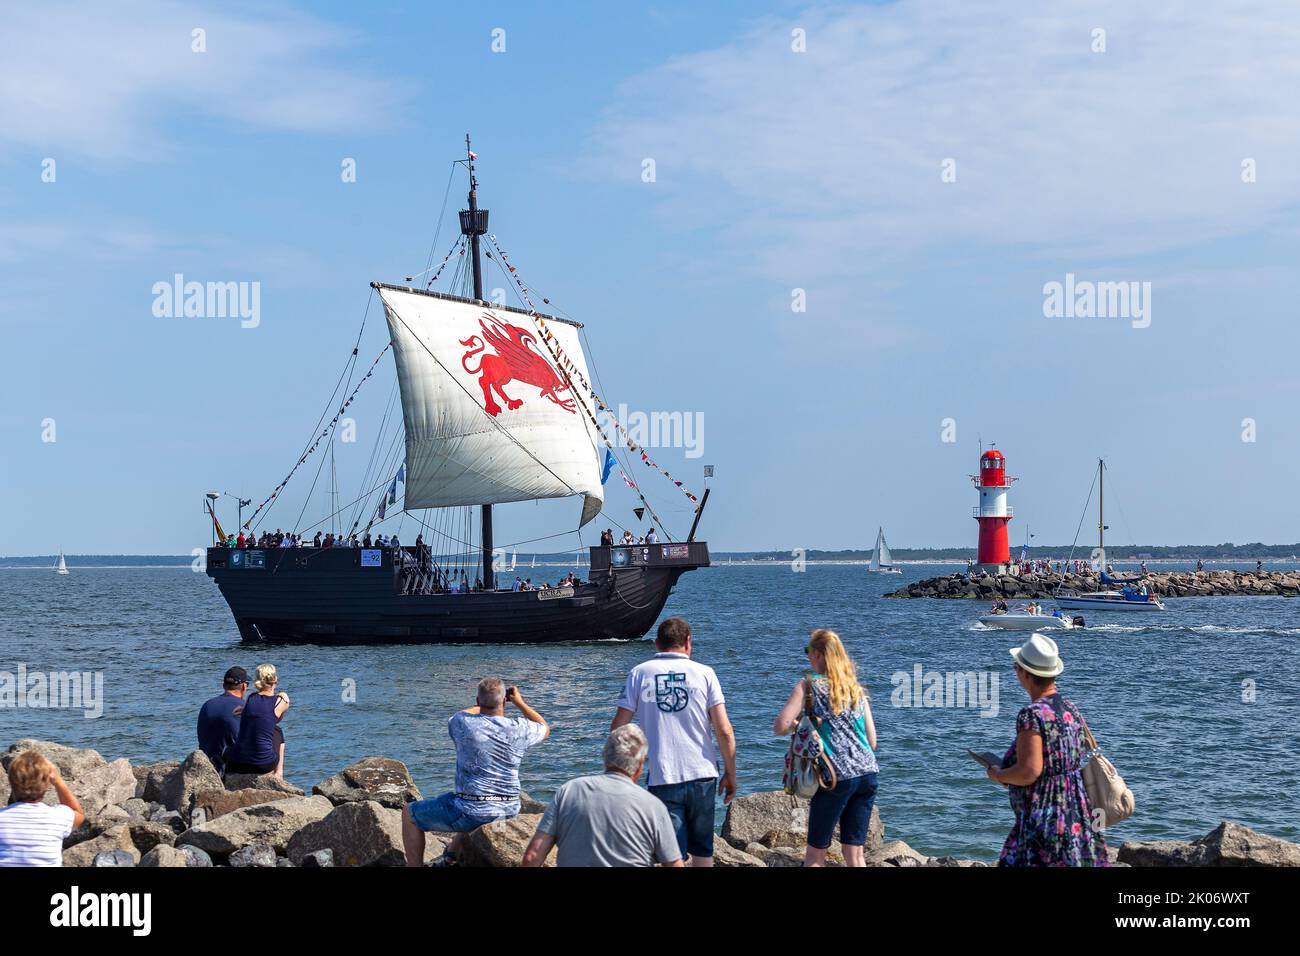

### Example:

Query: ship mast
xmin=460 ymin=134 xmax=495 ymax=588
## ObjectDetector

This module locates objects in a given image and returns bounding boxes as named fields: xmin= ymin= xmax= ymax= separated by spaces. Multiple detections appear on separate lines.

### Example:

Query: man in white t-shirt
xmin=611 ymin=616 xmax=737 ymax=866
xmin=0 ymin=751 xmax=85 ymax=867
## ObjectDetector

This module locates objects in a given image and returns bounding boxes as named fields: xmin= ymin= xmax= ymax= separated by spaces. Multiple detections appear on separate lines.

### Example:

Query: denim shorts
xmin=806 ymin=772 xmax=879 ymax=849
xmin=648 ymin=777 xmax=717 ymax=858
xmin=407 ymin=792 xmax=507 ymax=834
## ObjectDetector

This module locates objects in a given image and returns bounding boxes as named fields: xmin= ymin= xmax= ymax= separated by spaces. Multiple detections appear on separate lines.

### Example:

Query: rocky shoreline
xmin=887 ymin=568 xmax=1300 ymax=600
xmin=5 ymin=738 xmax=1299 ymax=867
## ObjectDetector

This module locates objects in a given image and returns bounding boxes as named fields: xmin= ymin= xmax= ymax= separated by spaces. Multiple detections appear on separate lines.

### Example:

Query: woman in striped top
xmin=0 ymin=751 xmax=86 ymax=867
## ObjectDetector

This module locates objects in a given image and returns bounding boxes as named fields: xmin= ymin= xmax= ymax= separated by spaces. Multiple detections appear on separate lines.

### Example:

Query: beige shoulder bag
xmin=1078 ymin=715 xmax=1135 ymax=827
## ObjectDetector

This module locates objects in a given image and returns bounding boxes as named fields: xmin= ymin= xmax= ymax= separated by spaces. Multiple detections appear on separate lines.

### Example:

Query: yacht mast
xmin=1098 ymin=458 xmax=1105 ymax=563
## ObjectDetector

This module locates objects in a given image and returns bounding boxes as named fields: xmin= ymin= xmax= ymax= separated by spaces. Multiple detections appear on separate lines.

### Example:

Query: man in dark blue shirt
xmin=196 ymin=667 xmax=249 ymax=774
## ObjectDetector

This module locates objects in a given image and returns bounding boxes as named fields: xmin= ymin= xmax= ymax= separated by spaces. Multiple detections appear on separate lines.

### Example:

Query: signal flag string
xmin=484 ymin=235 xmax=700 ymax=510
xmin=482 ymin=237 xmax=675 ymax=534
xmin=243 ymin=342 xmax=393 ymax=531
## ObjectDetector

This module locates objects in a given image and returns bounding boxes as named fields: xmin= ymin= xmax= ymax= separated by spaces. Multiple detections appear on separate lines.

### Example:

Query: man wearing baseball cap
xmin=196 ymin=667 xmax=250 ymax=774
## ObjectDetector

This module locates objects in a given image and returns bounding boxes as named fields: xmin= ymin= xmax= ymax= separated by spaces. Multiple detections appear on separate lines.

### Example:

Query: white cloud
xmin=591 ymin=1 xmax=1300 ymax=275
xmin=0 ymin=0 xmax=404 ymax=160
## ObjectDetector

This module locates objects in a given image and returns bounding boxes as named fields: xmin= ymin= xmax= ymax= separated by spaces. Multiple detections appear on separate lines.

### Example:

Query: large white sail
xmin=378 ymin=286 xmax=603 ymax=525
xmin=874 ymin=527 xmax=892 ymax=569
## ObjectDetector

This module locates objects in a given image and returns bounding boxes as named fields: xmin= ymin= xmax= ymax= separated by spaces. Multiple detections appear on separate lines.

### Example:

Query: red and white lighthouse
xmin=972 ymin=447 xmax=1015 ymax=570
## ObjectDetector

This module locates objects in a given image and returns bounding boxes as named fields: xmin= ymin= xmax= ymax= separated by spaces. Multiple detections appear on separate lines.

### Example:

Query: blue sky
xmin=3 ymin=0 xmax=1300 ymax=555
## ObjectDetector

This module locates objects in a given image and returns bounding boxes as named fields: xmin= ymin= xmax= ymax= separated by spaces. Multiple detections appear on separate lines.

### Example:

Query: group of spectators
xmin=0 ymin=622 xmax=1109 ymax=869
xmin=402 ymin=617 xmax=739 ymax=867
xmin=600 ymin=528 xmax=659 ymax=547
xmin=400 ymin=621 xmax=885 ymax=868
xmin=222 ymin=529 xmax=409 ymax=550
xmin=967 ymin=558 xmax=1097 ymax=577
xmin=0 ymin=665 xmax=292 ymax=866
xmin=509 ymin=571 xmax=583 ymax=593
xmin=396 ymin=621 xmax=1106 ymax=868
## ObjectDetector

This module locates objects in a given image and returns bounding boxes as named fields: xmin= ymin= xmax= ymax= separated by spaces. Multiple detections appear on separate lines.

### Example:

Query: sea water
xmin=1 ymin=562 xmax=1295 ymax=861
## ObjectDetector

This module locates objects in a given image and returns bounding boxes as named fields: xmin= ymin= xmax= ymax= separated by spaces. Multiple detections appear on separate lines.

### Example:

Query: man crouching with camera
xmin=402 ymin=678 xmax=549 ymax=866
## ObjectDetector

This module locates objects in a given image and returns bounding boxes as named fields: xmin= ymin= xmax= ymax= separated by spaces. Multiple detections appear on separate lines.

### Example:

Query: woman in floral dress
xmin=987 ymin=634 xmax=1109 ymax=866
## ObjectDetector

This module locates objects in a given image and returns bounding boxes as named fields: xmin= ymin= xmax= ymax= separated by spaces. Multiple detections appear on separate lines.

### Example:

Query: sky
xmin=3 ymin=0 xmax=1300 ymax=555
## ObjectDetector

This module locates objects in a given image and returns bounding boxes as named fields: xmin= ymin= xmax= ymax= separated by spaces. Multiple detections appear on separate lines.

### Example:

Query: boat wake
xmin=1083 ymin=622 xmax=1300 ymax=638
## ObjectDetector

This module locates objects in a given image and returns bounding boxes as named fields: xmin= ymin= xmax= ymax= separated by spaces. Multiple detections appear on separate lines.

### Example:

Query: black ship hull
xmin=205 ymin=542 xmax=709 ymax=645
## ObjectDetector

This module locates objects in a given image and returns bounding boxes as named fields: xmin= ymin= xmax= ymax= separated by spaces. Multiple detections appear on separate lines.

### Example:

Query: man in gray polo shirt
xmin=521 ymin=725 xmax=683 ymax=868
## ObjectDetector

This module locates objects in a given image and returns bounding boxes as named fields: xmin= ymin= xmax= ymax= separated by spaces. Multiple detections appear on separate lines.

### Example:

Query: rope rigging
xmin=484 ymin=235 xmax=701 ymax=512
xmin=479 ymin=240 xmax=673 ymax=536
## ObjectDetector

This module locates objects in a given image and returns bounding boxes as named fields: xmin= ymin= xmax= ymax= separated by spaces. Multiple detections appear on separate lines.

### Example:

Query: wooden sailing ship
xmin=205 ymin=140 xmax=710 ymax=643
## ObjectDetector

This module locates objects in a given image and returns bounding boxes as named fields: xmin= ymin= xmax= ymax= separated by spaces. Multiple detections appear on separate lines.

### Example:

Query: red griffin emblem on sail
xmin=459 ymin=313 xmax=576 ymax=417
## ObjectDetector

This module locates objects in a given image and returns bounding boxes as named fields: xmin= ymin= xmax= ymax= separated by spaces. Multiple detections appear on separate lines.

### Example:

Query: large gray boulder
xmin=287 ymin=800 xmax=418 ymax=867
xmin=128 ymin=820 xmax=177 ymax=854
xmin=721 ymin=790 xmax=884 ymax=852
xmin=149 ymin=808 xmax=186 ymax=832
xmin=867 ymin=839 xmax=928 ymax=867
xmin=139 ymin=845 xmax=189 ymax=868
xmin=746 ymin=843 xmax=807 ymax=867
xmin=312 ymin=757 xmax=421 ymax=810
xmin=193 ymin=787 xmax=295 ymax=821
xmin=119 ymin=797 xmax=151 ymax=821
xmin=1120 ymin=821 xmax=1300 ymax=867
xmin=222 ymin=773 xmax=305 ymax=796
xmin=157 ymin=751 xmax=223 ymax=819
xmin=229 ymin=843 xmax=278 ymax=867
xmin=133 ymin=760 xmax=179 ymax=802
xmin=62 ymin=825 xmax=140 ymax=867
xmin=457 ymin=814 xmax=551 ymax=867
xmin=63 ymin=814 xmax=110 ymax=849
xmin=519 ymin=792 xmax=546 ymax=814
xmin=93 ymin=850 xmax=136 ymax=867
xmin=179 ymin=845 xmax=213 ymax=867
xmin=712 ymin=840 xmax=767 ymax=867
xmin=4 ymin=740 xmax=106 ymax=779
xmin=175 ymin=794 xmax=333 ymax=857
xmin=95 ymin=804 xmax=132 ymax=827
xmin=69 ymin=758 xmax=136 ymax=817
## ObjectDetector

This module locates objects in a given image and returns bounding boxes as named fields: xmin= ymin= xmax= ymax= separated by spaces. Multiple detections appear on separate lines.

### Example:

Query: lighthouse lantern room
xmin=971 ymin=446 xmax=1016 ymax=572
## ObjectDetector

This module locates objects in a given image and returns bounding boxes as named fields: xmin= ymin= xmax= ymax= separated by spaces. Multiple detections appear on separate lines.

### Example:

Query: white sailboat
xmin=1055 ymin=460 xmax=1166 ymax=613
xmin=55 ymin=551 xmax=69 ymax=575
xmin=867 ymin=527 xmax=902 ymax=574
xmin=511 ymin=549 xmax=517 ymax=571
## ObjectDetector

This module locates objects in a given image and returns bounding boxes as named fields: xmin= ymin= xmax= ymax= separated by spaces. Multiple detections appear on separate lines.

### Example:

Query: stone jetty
xmin=4 ymin=738 xmax=1299 ymax=867
xmin=888 ymin=568 xmax=1300 ymax=600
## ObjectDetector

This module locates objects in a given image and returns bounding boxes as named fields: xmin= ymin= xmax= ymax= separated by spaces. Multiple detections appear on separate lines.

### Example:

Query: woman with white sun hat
xmin=986 ymin=633 xmax=1109 ymax=866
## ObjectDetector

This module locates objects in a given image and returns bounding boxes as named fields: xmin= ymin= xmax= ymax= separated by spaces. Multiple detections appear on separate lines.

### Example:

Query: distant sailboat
xmin=531 ymin=555 xmax=536 ymax=569
xmin=1055 ymin=459 xmax=1165 ymax=613
xmin=55 ymin=551 xmax=69 ymax=575
xmin=511 ymin=549 xmax=517 ymax=571
xmin=867 ymin=527 xmax=901 ymax=574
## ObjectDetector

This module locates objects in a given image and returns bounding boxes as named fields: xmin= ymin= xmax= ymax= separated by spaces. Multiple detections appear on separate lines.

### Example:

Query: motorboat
xmin=979 ymin=605 xmax=1083 ymax=629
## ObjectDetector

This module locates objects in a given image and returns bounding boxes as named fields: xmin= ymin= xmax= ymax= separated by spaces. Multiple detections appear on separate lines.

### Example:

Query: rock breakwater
xmin=888 ymin=569 xmax=1300 ymax=600
xmin=4 ymin=739 xmax=1298 ymax=867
